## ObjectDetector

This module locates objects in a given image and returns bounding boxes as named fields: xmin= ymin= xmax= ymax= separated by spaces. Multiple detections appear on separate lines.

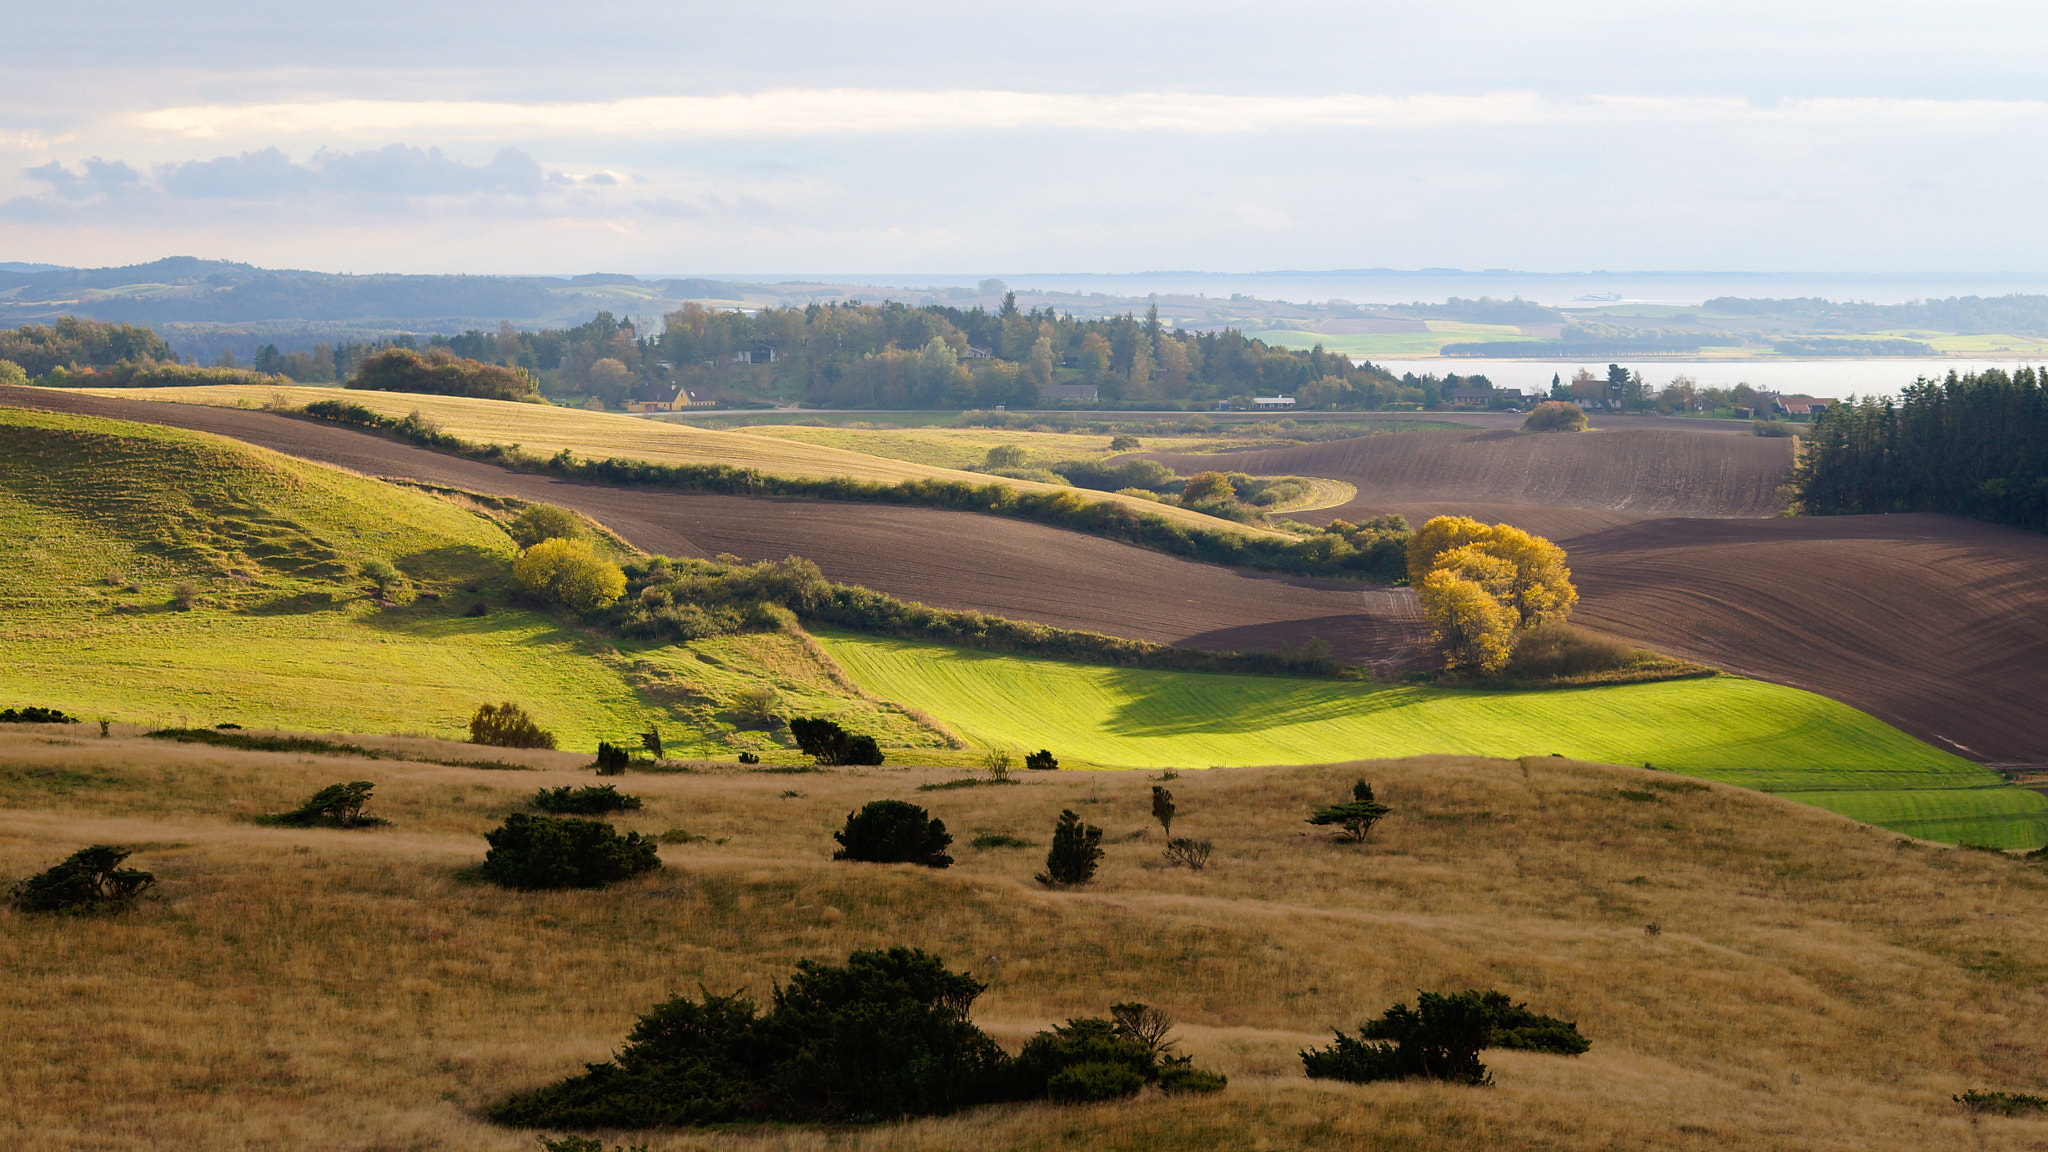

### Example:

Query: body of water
xmin=1364 ymin=358 xmax=2034 ymax=399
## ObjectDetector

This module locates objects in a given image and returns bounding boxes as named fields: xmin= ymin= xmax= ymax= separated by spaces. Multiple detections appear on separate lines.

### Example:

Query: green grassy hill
xmin=817 ymin=632 xmax=2048 ymax=849
xmin=0 ymin=408 xmax=942 ymax=755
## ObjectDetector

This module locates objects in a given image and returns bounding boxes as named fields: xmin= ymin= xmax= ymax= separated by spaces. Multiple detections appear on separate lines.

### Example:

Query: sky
xmin=8 ymin=1 xmax=2048 ymax=279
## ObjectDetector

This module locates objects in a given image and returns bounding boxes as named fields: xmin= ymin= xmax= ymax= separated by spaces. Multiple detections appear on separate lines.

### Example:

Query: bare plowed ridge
xmin=1150 ymin=427 xmax=1796 ymax=521
xmin=0 ymin=388 xmax=1428 ymax=671
xmin=13 ymin=387 xmax=2048 ymax=763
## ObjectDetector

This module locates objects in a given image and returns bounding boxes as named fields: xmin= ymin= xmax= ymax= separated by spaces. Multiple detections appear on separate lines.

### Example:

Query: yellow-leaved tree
xmin=1409 ymin=516 xmax=1579 ymax=674
xmin=514 ymin=537 xmax=626 ymax=613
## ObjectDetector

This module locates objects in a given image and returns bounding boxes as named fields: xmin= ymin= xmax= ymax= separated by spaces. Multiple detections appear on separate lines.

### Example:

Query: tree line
xmin=1791 ymin=367 xmax=2048 ymax=532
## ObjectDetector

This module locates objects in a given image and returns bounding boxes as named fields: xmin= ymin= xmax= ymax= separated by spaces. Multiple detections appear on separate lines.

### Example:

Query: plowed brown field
xmin=0 ymin=387 xmax=1429 ymax=672
xmin=1149 ymin=427 xmax=1796 ymax=521
xmin=12 ymin=387 xmax=2046 ymax=763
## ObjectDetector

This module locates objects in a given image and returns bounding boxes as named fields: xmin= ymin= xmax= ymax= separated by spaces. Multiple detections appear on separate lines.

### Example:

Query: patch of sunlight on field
xmin=67 ymin=384 xmax=1277 ymax=537
xmin=817 ymin=632 xmax=2047 ymax=848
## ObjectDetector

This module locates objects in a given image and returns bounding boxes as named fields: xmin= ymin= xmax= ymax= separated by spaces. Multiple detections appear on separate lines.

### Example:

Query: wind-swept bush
xmin=491 ymin=950 xmax=1224 ymax=1130
xmin=489 ymin=948 xmax=1011 ymax=1127
xmin=480 ymin=814 xmax=660 ymax=890
xmin=1301 ymin=989 xmax=1589 ymax=1086
xmin=833 ymin=800 xmax=953 ymax=868
xmin=1307 ymin=780 xmax=1391 ymax=843
xmin=789 ymin=717 xmax=884 ymax=766
xmin=1521 ymin=401 xmax=1587 ymax=432
xmin=1037 ymin=809 xmax=1103 ymax=887
xmin=0 ymin=705 xmax=76 ymax=724
xmin=260 ymin=781 xmax=384 ymax=827
xmin=9 ymin=845 xmax=155 ymax=912
xmin=470 ymin=702 xmax=556 ymax=749
xmin=534 ymin=784 xmax=642 ymax=815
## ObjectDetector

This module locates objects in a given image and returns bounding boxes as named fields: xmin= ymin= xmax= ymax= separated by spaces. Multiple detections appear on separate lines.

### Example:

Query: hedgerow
xmin=291 ymin=400 xmax=1410 ymax=581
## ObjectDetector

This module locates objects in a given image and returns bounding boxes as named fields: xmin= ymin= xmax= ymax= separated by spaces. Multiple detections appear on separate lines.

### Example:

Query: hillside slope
xmin=3 ymin=737 xmax=2046 ymax=1150
xmin=71 ymin=384 xmax=1282 ymax=537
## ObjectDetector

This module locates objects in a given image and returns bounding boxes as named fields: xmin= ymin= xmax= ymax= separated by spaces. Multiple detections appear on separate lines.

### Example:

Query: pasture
xmin=818 ymin=632 xmax=2048 ymax=849
xmin=2 ymin=732 xmax=2046 ymax=1150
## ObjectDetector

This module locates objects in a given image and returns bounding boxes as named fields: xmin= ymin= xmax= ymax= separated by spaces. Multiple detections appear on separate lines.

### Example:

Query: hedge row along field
xmin=815 ymin=631 xmax=2048 ymax=849
xmin=290 ymin=397 xmax=1414 ymax=581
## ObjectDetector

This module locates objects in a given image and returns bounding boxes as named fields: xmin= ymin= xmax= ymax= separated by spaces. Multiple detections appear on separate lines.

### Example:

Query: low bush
xmin=1012 ymin=1004 xmax=1226 ymax=1102
xmin=1522 ymin=401 xmax=1588 ymax=432
xmin=1955 ymin=1089 xmax=2048 ymax=1116
xmin=1151 ymin=785 xmax=1175 ymax=835
xmin=534 ymin=784 xmax=643 ymax=815
xmin=0 ymin=705 xmax=76 ymax=723
xmin=9 ymin=845 xmax=155 ymax=912
xmin=470 ymin=702 xmax=556 ymax=749
xmin=479 ymin=814 xmax=660 ymax=890
xmin=737 ymin=751 xmax=761 ymax=765
xmin=592 ymin=741 xmax=631 ymax=775
xmin=789 ymin=717 xmax=884 ymax=766
xmin=507 ymin=503 xmax=587 ymax=547
xmin=260 ymin=781 xmax=384 ymax=827
xmin=1751 ymin=420 xmax=1798 ymax=437
xmin=1301 ymin=989 xmax=1589 ymax=1086
xmin=1024 ymin=749 xmax=1058 ymax=771
xmin=348 ymin=346 xmax=542 ymax=402
xmin=1163 ymin=837 xmax=1212 ymax=870
xmin=516 ymin=537 xmax=626 ymax=612
xmin=833 ymin=800 xmax=954 ymax=868
xmin=1307 ymin=780 xmax=1391 ymax=842
xmin=1037 ymin=809 xmax=1103 ymax=887
xmin=970 ymin=832 xmax=1033 ymax=849
xmin=1504 ymin=622 xmax=1651 ymax=679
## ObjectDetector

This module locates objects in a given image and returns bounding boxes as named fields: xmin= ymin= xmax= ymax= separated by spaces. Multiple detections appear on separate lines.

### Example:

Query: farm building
xmin=1252 ymin=396 xmax=1296 ymax=408
xmin=1775 ymin=395 xmax=1836 ymax=416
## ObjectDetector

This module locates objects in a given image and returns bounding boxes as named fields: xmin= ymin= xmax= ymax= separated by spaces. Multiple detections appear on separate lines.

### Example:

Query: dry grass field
xmin=4 ymin=728 xmax=2047 ymax=1151
xmin=62 ymin=385 xmax=1280 ymax=537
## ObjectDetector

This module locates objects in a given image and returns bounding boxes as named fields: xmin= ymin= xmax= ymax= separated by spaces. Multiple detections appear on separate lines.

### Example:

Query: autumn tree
xmin=515 ymin=537 xmax=626 ymax=612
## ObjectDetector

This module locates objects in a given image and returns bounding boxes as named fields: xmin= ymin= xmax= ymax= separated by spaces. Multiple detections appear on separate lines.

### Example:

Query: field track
xmin=0 ymin=387 xmax=1429 ymax=672
xmin=11 ymin=386 xmax=2047 ymax=764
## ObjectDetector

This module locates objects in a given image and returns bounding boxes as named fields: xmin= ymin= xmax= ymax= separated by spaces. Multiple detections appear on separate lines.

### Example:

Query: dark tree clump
xmin=489 ymin=949 xmax=1226 ymax=1130
xmin=833 ymin=800 xmax=953 ymax=868
xmin=261 ymin=781 xmax=384 ymax=827
xmin=1307 ymin=780 xmax=1392 ymax=842
xmin=789 ymin=717 xmax=884 ymax=766
xmin=470 ymin=702 xmax=556 ymax=749
xmin=348 ymin=346 xmax=541 ymax=402
xmin=1024 ymin=749 xmax=1058 ymax=771
xmin=10 ymin=845 xmax=155 ymax=912
xmin=0 ymin=706 xmax=76 ymax=724
xmin=1037 ymin=809 xmax=1104 ymax=887
xmin=1301 ymin=989 xmax=1589 ymax=1086
xmin=534 ymin=784 xmax=643 ymax=815
xmin=592 ymin=741 xmax=631 ymax=775
xmin=1151 ymin=785 xmax=1175 ymax=835
xmin=480 ymin=813 xmax=660 ymax=890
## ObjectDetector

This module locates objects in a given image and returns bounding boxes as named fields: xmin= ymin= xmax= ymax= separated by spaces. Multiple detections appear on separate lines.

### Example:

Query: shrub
xmin=1751 ymin=419 xmax=1798 ymax=437
xmin=640 ymin=727 xmax=664 ymax=761
xmin=534 ymin=784 xmax=643 ymax=815
xmin=348 ymin=346 xmax=541 ymax=401
xmin=171 ymin=581 xmax=198 ymax=610
xmin=261 ymin=781 xmax=384 ymax=827
xmin=516 ymin=538 xmax=626 ymax=612
xmin=1046 ymin=1062 xmax=1146 ymax=1103
xmin=983 ymin=444 xmax=1029 ymax=470
xmin=1037 ymin=809 xmax=1103 ymax=887
xmin=980 ymin=747 xmax=1014 ymax=779
xmin=789 ymin=717 xmax=884 ymax=766
xmin=592 ymin=741 xmax=631 ymax=775
xmin=0 ymin=706 xmax=76 ymax=724
xmin=507 ymin=503 xmax=587 ymax=547
xmin=1151 ymin=784 xmax=1175 ymax=835
xmin=9 ymin=845 xmax=155 ymax=912
xmin=489 ymin=947 xmax=1012 ymax=1126
xmin=1108 ymin=434 xmax=1141 ymax=451
xmin=737 ymin=751 xmax=761 ymax=765
xmin=1307 ymin=780 xmax=1392 ymax=843
xmin=833 ymin=800 xmax=954 ymax=868
xmin=479 ymin=813 xmax=660 ymax=890
xmin=1521 ymin=401 xmax=1588 ymax=432
xmin=470 ymin=702 xmax=556 ymax=749
xmin=731 ymin=685 xmax=780 ymax=723
xmin=464 ymin=601 xmax=489 ymax=617
xmin=1956 ymin=1090 xmax=2048 ymax=1116
xmin=1301 ymin=989 xmax=1588 ymax=1086
xmin=1504 ymin=622 xmax=1654 ymax=680
xmin=971 ymin=832 xmax=1032 ymax=849
xmin=1163 ymin=837 xmax=1212 ymax=870
xmin=1012 ymin=1006 xmax=1226 ymax=1101
xmin=1024 ymin=749 xmax=1058 ymax=772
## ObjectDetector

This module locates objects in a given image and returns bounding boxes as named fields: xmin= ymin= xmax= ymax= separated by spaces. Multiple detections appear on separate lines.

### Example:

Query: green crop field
xmin=1255 ymin=326 xmax=1547 ymax=357
xmin=816 ymin=632 xmax=2048 ymax=849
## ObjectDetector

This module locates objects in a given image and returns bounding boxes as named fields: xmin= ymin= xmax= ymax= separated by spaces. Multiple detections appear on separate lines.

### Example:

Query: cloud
xmin=153 ymin=144 xmax=543 ymax=199
xmin=130 ymin=90 xmax=2048 ymax=142
xmin=26 ymin=157 xmax=144 ymax=200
